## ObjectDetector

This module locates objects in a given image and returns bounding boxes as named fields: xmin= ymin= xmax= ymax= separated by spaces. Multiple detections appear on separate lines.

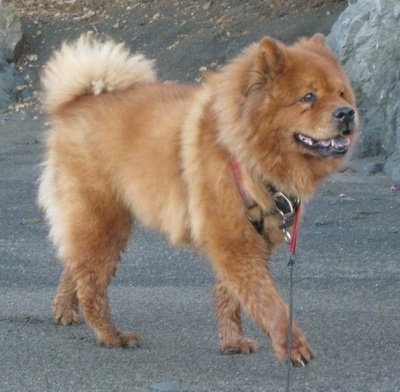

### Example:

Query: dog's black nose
xmin=333 ymin=106 xmax=355 ymax=124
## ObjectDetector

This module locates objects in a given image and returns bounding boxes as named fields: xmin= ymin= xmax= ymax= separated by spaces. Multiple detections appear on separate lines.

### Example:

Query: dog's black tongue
xmin=332 ymin=136 xmax=350 ymax=149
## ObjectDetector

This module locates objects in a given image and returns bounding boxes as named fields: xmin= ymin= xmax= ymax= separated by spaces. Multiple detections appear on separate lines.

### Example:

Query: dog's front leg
xmin=208 ymin=233 xmax=314 ymax=365
xmin=214 ymin=279 xmax=257 ymax=354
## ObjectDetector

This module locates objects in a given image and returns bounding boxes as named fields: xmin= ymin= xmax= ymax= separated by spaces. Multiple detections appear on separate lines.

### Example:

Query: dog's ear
xmin=246 ymin=37 xmax=285 ymax=95
xmin=304 ymin=34 xmax=333 ymax=56
xmin=255 ymin=37 xmax=285 ymax=79
xmin=309 ymin=33 xmax=327 ymax=48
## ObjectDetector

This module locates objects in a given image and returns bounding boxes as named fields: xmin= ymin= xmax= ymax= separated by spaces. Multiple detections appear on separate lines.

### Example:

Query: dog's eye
xmin=340 ymin=90 xmax=345 ymax=98
xmin=301 ymin=93 xmax=316 ymax=104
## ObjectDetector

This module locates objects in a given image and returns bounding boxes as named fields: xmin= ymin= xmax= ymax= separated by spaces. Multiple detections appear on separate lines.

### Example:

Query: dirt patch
xmin=5 ymin=1 xmax=346 ymax=20
xmin=3 ymin=0 xmax=347 ymax=115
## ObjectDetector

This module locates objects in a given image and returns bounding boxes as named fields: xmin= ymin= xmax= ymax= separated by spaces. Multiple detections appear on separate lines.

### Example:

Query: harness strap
xmin=230 ymin=157 xmax=257 ymax=209
xmin=231 ymin=157 xmax=300 ymax=237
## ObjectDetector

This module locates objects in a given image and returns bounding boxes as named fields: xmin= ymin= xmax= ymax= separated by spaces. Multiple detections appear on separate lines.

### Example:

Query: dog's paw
xmin=99 ymin=331 xmax=141 ymax=348
xmin=53 ymin=304 xmax=81 ymax=325
xmin=220 ymin=337 xmax=258 ymax=355
xmin=289 ymin=344 xmax=315 ymax=367
xmin=273 ymin=324 xmax=314 ymax=366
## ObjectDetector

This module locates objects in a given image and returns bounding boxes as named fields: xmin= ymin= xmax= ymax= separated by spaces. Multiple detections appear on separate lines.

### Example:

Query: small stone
xmin=26 ymin=54 xmax=38 ymax=62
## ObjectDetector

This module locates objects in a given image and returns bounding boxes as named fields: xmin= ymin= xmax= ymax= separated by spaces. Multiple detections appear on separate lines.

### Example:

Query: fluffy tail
xmin=41 ymin=33 xmax=156 ymax=113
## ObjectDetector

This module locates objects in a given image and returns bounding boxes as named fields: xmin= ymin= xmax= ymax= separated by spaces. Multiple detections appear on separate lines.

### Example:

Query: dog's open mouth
xmin=295 ymin=133 xmax=350 ymax=156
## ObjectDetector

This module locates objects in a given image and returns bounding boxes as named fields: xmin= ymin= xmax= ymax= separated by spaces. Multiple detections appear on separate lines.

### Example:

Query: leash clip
xmin=272 ymin=192 xmax=300 ymax=243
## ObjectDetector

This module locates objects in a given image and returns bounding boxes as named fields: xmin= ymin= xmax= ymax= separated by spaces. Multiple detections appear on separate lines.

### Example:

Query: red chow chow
xmin=38 ymin=33 xmax=358 ymax=365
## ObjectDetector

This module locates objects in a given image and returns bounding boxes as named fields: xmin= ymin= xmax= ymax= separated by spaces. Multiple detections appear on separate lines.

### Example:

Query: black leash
xmin=286 ymin=253 xmax=296 ymax=392
xmin=285 ymin=208 xmax=300 ymax=392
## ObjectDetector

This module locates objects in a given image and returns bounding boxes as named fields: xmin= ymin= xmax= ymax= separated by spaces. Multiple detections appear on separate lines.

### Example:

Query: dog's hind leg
xmin=214 ymin=279 xmax=257 ymax=354
xmin=52 ymin=180 xmax=139 ymax=348
xmin=75 ymin=198 xmax=139 ymax=347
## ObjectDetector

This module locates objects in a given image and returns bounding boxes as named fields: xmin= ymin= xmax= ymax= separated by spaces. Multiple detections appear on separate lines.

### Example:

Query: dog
xmin=38 ymin=33 xmax=358 ymax=365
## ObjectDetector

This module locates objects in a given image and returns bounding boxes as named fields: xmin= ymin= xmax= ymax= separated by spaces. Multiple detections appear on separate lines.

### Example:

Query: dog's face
xmin=267 ymin=37 xmax=357 ymax=158
xmin=245 ymin=34 xmax=358 ymax=160
xmin=225 ymin=34 xmax=360 ymax=197
xmin=214 ymin=34 xmax=359 ymax=196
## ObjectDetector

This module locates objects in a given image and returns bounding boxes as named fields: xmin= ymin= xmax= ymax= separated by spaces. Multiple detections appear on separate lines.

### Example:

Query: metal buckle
xmin=272 ymin=192 xmax=300 ymax=244
xmin=273 ymin=192 xmax=298 ymax=218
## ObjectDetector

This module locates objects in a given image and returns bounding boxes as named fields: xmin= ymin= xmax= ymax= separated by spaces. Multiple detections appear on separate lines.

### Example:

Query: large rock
xmin=328 ymin=0 xmax=400 ymax=181
xmin=0 ymin=2 xmax=23 ymax=62
xmin=0 ymin=2 xmax=23 ymax=111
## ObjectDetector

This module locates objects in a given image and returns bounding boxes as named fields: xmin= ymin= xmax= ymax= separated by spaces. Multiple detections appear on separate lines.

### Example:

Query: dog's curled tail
xmin=41 ymin=33 xmax=156 ymax=113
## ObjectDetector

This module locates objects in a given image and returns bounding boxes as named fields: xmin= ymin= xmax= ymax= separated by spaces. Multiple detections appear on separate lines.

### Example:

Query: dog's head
xmin=214 ymin=34 xmax=359 ymax=196
xmin=250 ymin=34 xmax=358 ymax=158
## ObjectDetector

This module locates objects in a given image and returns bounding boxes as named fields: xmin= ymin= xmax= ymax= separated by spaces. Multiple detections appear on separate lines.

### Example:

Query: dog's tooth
xmin=319 ymin=139 xmax=331 ymax=148
xmin=299 ymin=134 xmax=312 ymax=145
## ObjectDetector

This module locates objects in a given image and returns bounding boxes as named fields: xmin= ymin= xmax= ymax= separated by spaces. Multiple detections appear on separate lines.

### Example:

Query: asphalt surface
xmin=1 ymin=90 xmax=400 ymax=392
xmin=1 ymin=3 xmax=400 ymax=391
